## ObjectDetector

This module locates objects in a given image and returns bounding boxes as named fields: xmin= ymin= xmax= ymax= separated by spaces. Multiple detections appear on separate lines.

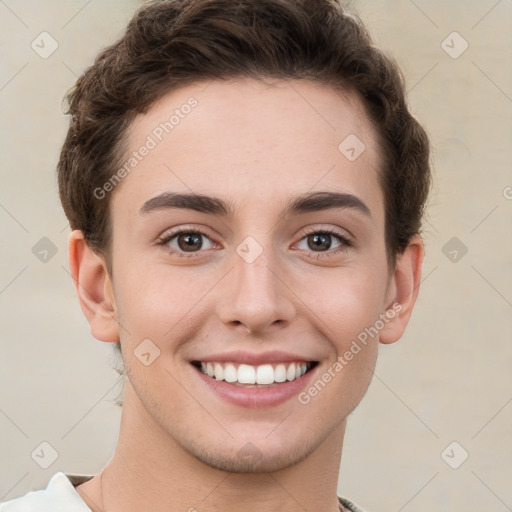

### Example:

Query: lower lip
xmin=192 ymin=364 xmax=318 ymax=408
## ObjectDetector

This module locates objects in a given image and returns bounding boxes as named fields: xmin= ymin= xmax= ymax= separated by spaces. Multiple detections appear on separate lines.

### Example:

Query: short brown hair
xmin=58 ymin=0 xmax=431 ymax=274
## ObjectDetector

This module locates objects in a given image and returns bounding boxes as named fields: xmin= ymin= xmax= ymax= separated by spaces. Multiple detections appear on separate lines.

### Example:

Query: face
xmin=105 ymin=77 xmax=395 ymax=472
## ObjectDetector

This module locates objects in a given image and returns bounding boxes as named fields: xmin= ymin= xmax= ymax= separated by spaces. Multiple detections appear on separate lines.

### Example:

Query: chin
xmin=180 ymin=429 xmax=323 ymax=474
xmin=192 ymin=447 xmax=308 ymax=474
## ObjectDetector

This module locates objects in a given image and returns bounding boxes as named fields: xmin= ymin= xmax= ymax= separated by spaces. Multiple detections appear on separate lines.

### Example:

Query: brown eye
xmin=295 ymin=229 xmax=352 ymax=258
xmin=157 ymin=228 xmax=215 ymax=258
xmin=176 ymin=232 xmax=203 ymax=252
xmin=307 ymin=233 xmax=333 ymax=251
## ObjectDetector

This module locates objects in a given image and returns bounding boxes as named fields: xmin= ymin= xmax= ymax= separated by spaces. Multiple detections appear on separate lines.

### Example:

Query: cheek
xmin=301 ymin=267 xmax=387 ymax=348
xmin=316 ymin=270 xmax=385 ymax=404
xmin=302 ymin=277 xmax=382 ymax=416
xmin=113 ymin=262 xmax=215 ymax=354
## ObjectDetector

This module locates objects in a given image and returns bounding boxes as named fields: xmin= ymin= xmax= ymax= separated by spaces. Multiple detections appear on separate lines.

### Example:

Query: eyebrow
xmin=139 ymin=191 xmax=372 ymax=219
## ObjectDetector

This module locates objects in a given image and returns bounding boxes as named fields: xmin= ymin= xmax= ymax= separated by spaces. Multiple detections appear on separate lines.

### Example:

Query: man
xmin=0 ymin=0 xmax=430 ymax=510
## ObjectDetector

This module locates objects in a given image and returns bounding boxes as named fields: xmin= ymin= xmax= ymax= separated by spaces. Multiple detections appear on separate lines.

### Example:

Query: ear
xmin=379 ymin=234 xmax=425 ymax=344
xmin=68 ymin=230 xmax=119 ymax=343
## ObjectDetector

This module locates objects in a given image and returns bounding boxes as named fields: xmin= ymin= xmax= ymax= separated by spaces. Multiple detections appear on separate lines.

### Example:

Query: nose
xmin=216 ymin=242 xmax=297 ymax=335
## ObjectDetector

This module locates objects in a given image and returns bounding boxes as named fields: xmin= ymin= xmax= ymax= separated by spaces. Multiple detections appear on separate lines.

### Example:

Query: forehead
xmin=112 ymin=77 xmax=384 ymax=221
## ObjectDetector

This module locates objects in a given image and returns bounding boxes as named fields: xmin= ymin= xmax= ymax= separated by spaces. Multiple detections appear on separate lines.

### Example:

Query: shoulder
xmin=0 ymin=472 xmax=93 ymax=512
xmin=338 ymin=495 xmax=368 ymax=512
xmin=1 ymin=475 xmax=367 ymax=512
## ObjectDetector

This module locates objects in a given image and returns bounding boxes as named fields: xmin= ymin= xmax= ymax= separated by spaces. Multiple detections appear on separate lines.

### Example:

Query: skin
xmin=69 ymin=77 xmax=424 ymax=512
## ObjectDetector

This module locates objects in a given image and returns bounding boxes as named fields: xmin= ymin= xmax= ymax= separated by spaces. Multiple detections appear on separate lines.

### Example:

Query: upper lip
xmin=191 ymin=350 xmax=317 ymax=366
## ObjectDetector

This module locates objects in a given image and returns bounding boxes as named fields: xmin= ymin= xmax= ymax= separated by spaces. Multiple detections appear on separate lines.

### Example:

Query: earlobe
xmin=68 ymin=230 xmax=120 ymax=343
xmin=379 ymin=235 xmax=425 ymax=344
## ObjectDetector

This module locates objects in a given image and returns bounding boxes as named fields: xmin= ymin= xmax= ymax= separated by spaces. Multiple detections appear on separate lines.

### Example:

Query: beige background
xmin=0 ymin=1 xmax=511 ymax=510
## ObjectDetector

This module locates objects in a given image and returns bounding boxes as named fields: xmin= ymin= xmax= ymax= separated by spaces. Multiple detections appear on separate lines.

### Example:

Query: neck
xmin=97 ymin=379 xmax=346 ymax=512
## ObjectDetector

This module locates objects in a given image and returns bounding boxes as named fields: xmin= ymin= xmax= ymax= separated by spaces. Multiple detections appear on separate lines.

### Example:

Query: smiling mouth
xmin=191 ymin=361 xmax=319 ymax=387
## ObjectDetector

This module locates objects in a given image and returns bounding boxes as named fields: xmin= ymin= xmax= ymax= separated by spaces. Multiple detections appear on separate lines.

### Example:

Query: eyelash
xmin=156 ymin=226 xmax=353 ymax=259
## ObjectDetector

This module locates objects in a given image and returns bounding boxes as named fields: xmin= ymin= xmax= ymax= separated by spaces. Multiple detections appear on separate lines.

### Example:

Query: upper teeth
xmin=199 ymin=362 xmax=310 ymax=385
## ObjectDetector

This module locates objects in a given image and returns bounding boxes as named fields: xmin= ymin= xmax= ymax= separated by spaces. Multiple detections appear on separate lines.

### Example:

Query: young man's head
xmin=59 ymin=0 xmax=430 ymax=478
